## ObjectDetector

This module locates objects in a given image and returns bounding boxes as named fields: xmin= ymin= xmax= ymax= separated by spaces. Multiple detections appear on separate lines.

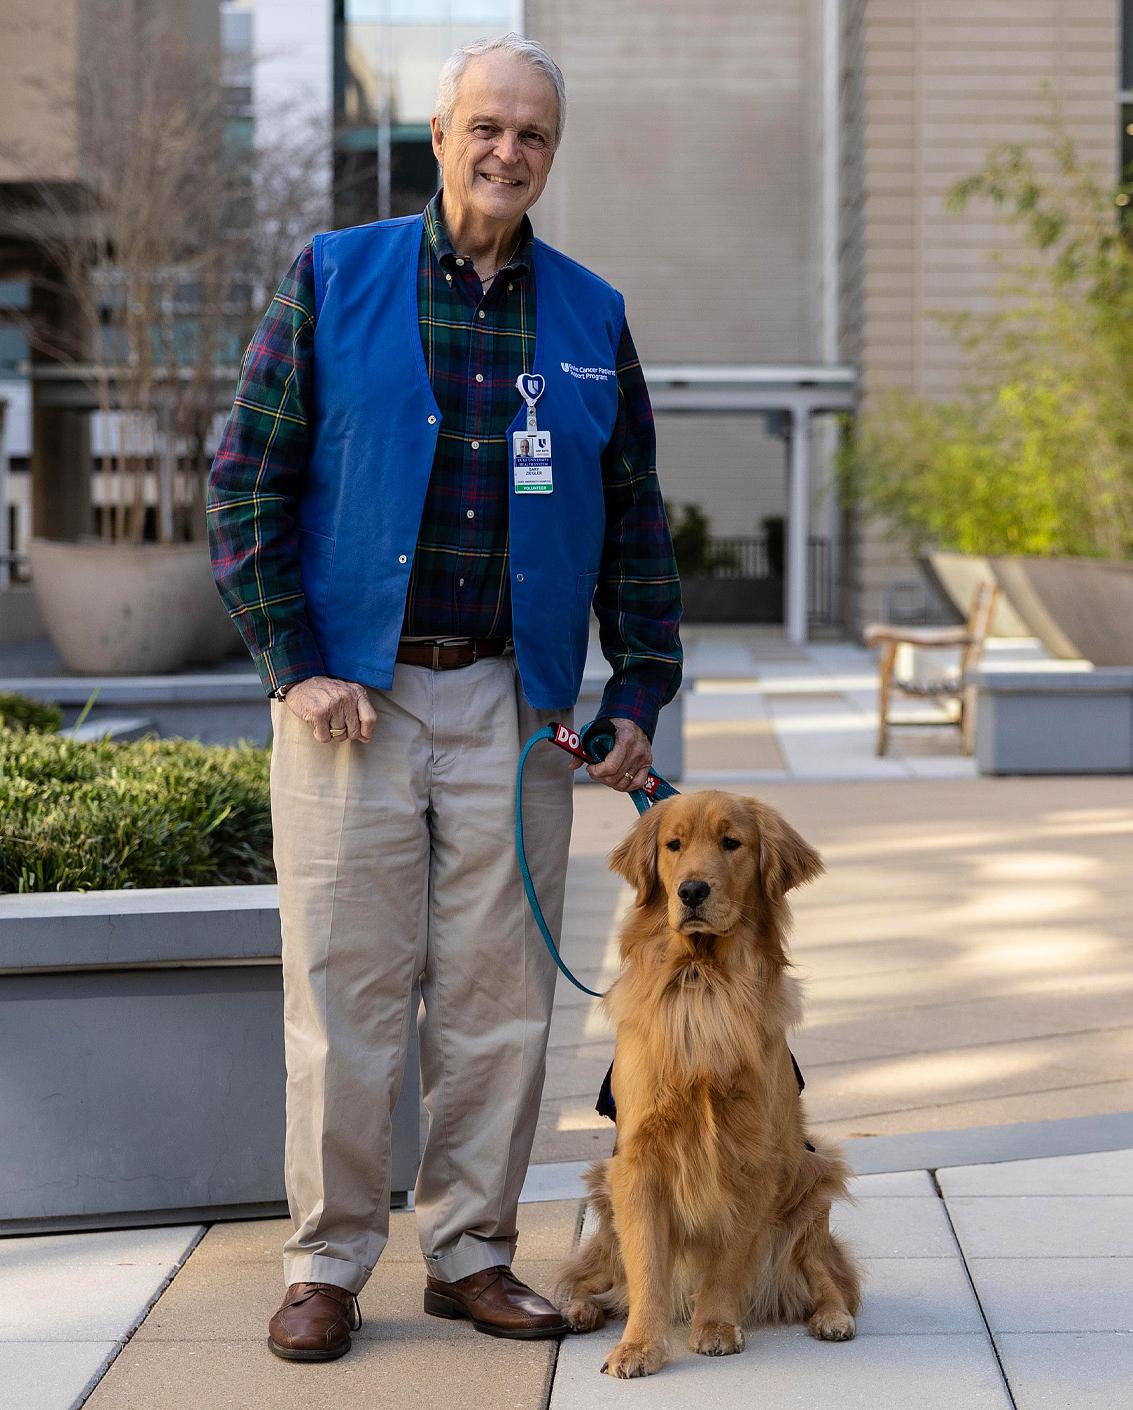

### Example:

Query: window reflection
xmin=333 ymin=0 xmax=513 ymax=226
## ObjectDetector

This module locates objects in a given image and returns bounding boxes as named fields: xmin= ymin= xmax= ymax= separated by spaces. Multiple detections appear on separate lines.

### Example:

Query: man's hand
xmin=282 ymin=676 xmax=377 ymax=743
xmin=572 ymin=716 xmax=652 ymax=792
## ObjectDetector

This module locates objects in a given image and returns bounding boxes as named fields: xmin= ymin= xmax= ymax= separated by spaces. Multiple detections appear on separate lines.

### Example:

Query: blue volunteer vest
xmin=299 ymin=214 xmax=624 ymax=708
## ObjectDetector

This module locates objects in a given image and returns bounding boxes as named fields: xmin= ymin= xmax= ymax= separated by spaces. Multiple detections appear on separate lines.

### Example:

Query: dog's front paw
xmin=809 ymin=1308 xmax=856 ymax=1342
xmin=690 ymin=1320 xmax=746 ymax=1356
xmin=562 ymin=1297 xmax=606 ymax=1333
xmin=601 ymin=1339 xmax=667 ymax=1378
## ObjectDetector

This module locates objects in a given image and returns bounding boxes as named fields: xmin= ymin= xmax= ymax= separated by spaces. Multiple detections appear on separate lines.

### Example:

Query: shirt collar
xmin=424 ymin=188 xmax=533 ymax=277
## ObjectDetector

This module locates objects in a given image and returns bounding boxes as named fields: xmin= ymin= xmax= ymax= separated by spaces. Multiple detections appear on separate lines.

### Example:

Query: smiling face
xmin=430 ymin=50 xmax=558 ymax=237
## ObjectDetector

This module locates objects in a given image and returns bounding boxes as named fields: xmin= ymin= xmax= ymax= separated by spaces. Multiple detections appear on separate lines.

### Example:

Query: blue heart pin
xmin=517 ymin=372 xmax=545 ymax=404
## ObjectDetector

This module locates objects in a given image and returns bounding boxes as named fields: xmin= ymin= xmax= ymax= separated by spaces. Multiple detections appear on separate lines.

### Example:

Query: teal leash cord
xmin=515 ymin=719 xmax=679 ymax=999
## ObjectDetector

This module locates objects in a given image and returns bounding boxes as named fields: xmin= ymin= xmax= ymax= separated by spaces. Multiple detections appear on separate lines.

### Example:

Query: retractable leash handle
xmin=515 ymin=717 xmax=679 ymax=999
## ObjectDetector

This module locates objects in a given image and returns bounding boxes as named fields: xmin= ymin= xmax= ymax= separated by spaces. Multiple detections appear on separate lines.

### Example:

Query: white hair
xmin=434 ymin=32 xmax=566 ymax=147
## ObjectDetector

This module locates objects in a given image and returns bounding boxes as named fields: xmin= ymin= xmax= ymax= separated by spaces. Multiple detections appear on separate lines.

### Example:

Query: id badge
xmin=512 ymin=430 xmax=553 ymax=494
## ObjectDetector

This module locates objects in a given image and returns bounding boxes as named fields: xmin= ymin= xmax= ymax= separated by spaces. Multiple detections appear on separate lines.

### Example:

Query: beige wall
xmin=526 ymin=0 xmax=826 ymax=537
xmin=0 ymin=0 xmax=82 ymax=184
xmin=842 ymin=0 xmax=1119 ymax=626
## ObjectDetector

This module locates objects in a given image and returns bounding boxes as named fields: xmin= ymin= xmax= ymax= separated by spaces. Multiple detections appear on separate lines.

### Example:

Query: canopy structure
xmin=643 ymin=364 xmax=858 ymax=644
xmin=27 ymin=362 xmax=859 ymax=642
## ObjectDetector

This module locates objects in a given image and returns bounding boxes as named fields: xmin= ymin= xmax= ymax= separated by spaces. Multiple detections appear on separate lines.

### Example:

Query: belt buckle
xmin=431 ymin=643 xmax=441 ymax=670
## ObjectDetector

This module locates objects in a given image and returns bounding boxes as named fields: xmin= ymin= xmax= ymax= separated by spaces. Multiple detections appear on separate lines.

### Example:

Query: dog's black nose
xmin=678 ymin=879 xmax=711 ymax=907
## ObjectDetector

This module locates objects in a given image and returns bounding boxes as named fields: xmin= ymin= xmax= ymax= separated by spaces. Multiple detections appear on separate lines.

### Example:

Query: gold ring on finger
xmin=329 ymin=727 xmax=347 ymax=737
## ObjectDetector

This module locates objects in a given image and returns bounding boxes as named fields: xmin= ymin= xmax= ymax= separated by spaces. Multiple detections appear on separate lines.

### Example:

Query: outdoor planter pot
xmin=0 ymin=885 xmax=422 ymax=1235
xmin=27 ymin=537 xmax=243 ymax=674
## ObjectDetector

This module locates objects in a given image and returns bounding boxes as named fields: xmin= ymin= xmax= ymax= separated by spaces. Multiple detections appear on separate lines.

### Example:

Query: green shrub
xmin=664 ymin=500 xmax=740 ymax=576
xmin=0 ymin=732 xmax=274 ymax=893
xmin=0 ymin=692 xmax=63 ymax=734
xmin=840 ymin=113 xmax=1133 ymax=560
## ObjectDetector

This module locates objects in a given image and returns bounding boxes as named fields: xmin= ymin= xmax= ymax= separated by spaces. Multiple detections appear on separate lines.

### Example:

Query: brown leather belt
xmin=395 ymin=638 xmax=511 ymax=670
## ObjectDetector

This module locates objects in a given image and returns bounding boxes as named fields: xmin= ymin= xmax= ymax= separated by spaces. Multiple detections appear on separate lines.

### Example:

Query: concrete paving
xmin=4 ymin=626 xmax=1133 ymax=1406
xmin=15 ymin=1147 xmax=1133 ymax=1408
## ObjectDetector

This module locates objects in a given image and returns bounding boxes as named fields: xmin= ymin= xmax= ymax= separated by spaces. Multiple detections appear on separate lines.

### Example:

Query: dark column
xmin=29 ymin=267 xmax=92 ymax=542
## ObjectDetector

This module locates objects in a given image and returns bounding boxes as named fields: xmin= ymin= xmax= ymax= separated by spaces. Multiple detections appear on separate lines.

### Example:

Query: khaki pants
xmin=269 ymin=653 xmax=574 ymax=1292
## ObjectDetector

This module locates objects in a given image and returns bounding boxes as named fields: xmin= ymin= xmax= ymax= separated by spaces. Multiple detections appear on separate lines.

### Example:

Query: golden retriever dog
xmin=554 ymin=790 xmax=860 ymax=1379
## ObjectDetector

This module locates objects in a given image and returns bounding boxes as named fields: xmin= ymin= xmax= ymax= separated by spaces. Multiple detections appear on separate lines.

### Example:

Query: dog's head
xmin=608 ymin=790 xmax=823 ymax=951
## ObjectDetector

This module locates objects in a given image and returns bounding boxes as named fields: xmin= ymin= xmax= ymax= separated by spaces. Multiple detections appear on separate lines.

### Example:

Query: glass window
xmin=334 ymin=0 xmax=513 ymax=224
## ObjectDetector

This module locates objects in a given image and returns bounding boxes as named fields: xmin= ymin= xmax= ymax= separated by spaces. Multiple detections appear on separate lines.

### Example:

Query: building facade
xmin=1 ymin=1 xmax=1128 ymax=632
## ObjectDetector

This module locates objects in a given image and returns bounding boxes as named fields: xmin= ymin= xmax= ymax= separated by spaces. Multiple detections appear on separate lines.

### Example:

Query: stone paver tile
xmin=0 ymin=1225 xmax=201 ymax=1274
xmin=808 ymin=1078 xmax=1133 ymax=1146
xmin=995 ymin=1331 xmax=1133 ymax=1410
xmin=521 ymin=1162 xmax=590 ymax=1204
xmin=87 ymin=1331 xmax=557 ymax=1410
xmin=799 ymin=1041 xmax=1104 ymax=1126
xmin=0 ymin=1261 xmax=194 ymax=1343
xmin=969 ymin=1258 xmax=1133 ymax=1333
xmin=855 ymin=1257 xmax=986 ymax=1335
xmin=551 ymin=1329 xmax=1011 ymax=1410
xmin=532 ymin=1122 xmax=617 ymax=1166
xmin=939 ymin=1147 xmax=1133 ymax=1197
xmin=830 ymin=1195 xmax=958 ymax=1258
xmin=181 ymin=1195 xmax=580 ymax=1291
xmin=802 ymin=961 xmax=1133 ymax=1014
xmin=540 ymin=1045 xmax=620 ymax=1102
xmin=807 ymin=993 xmax=1133 ymax=1058
xmin=946 ymin=1196 xmax=1133 ymax=1258
xmin=0 ymin=1341 xmax=120 ymax=1410
xmin=850 ymin=1171 xmax=936 ymax=1197
xmin=135 ymin=1253 xmax=567 ymax=1345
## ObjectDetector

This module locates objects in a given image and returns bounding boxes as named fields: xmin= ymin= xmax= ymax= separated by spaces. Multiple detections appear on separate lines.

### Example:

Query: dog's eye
xmin=665 ymin=838 xmax=681 ymax=852
xmin=721 ymin=836 xmax=742 ymax=851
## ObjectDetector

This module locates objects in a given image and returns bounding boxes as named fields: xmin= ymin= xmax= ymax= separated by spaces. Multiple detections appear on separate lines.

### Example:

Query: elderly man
xmin=207 ymin=33 xmax=681 ymax=1361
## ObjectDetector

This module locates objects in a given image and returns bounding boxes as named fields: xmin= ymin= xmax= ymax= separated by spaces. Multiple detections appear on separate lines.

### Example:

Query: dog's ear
xmin=750 ymin=801 xmax=824 ymax=900
xmin=608 ymin=804 xmax=664 ymax=908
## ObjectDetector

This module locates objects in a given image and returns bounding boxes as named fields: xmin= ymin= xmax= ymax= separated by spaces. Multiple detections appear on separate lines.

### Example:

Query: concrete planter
xmin=27 ymin=538 xmax=242 ymax=674
xmin=973 ymin=666 xmax=1133 ymax=775
xmin=0 ymin=885 xmax=422 ymax=1235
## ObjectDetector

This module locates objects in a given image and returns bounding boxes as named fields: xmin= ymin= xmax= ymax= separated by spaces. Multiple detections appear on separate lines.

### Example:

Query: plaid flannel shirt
xmin=207 ymin=192 xmax=682 ymax=737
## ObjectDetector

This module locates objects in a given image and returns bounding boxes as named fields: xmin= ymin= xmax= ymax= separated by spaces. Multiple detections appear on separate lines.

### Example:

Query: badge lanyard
xmin=513 ymin=372 xmax=553 ymax=494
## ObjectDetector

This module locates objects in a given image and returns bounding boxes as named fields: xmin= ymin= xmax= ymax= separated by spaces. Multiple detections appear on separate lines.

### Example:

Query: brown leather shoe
xmin=267 ymin=1281 xmax=361 ymax=1361
xmin=424 ymin=1265 xmax=568 ymax=1340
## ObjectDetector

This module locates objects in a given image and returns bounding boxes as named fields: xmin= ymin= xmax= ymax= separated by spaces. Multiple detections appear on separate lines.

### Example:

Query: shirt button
xmin=471 ymin=440 xmax=480 ymax=450
xmin=445 ymin=273 xmax=453 ymax=282
xmin=428 ymin=415 xmax=437 ymax=424
xmin=466 ymin=509 xmax=475 ymax=518
xmin=475 ymin=373 xmax=484 ymax=383
xmin=508 ymin=283 xmax=513 ymax=292
xmin=398 ymin=554 xmax=408 ymax=564
xmin=477 ymin=310 xmax=485 ymax=319
xmin=459 ymin=577 xmax=465 ymax=587
xmin=516 ymin=573 xmax=525 ymax=583
xmin=456 ymin=258 xmax=464 ymax=266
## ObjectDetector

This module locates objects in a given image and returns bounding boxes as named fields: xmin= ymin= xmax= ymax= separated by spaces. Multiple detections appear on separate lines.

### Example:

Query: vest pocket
xmin=298 ymin=527 xmax=335 ymax=638
xmin=573 ymin=570 xmax=600 ymax=683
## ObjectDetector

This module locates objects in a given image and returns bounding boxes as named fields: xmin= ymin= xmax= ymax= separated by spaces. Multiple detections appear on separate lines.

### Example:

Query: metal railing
xmin=696 ymin=535 xmax=833 ymax=624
